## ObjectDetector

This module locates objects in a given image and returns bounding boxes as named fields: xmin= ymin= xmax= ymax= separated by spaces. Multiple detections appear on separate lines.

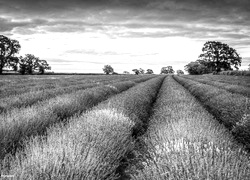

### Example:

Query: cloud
xmin=1 ymin=0 xmax=249 ymax=73
xmin=0 ymin=17 xmax=31 ymax=32
xmin=0 ymin=16 xmax=49 ymax=33
xmin=1 ymin=0 xmax=250 ymax=42
xmin=2 ymin=0 xmax=250 ymax=22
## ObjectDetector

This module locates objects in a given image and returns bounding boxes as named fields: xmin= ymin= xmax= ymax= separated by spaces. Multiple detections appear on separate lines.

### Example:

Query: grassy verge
xmin=132 ymin=76 xmax=250 ymax=179
xmin=0 ymin=79 xmax=147 ymax=160
xmin=1 ymin=76 xmax=165 ymax=179
xmin=173 ymin=75 xmax=250 ymax=150
xmin=183 ymin=75 xmax=250 ymax=98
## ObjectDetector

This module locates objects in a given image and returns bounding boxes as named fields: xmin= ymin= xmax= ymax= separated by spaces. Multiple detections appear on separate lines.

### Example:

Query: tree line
xmin=5 ymin=34 xmax=243 ymax=76
xmin=104 ymin=41 xmax=245 ymax=76
xmin=105 ymin=41 xmax=247 ymax=75
xmin=0 ymin=35 xmax=51 ymax=75
xmin=103 ymin=65 xmax=184 ymax=75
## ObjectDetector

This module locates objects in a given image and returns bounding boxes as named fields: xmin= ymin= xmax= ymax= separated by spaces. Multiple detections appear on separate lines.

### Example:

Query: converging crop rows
xmin=173 ymin=75 xmax=250 ymax=151
xmin=133 ymin=76 xmax=250 ymax=179
xmin=0 ymin=74 xmax=250 ymax=179
xmin=0 ymin=75 xmax=155 ymax=160
xmin=182 ymin=75 xmax=250 ymax=97
xmin=1 ymin=76 xmax=165 ymax=179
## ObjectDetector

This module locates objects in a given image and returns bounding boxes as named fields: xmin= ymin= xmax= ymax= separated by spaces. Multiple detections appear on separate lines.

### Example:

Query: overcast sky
xmin=1 ymin=0 xmax=250 ymax=73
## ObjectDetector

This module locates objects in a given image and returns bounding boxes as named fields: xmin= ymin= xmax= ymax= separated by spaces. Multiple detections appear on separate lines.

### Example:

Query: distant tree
xmin=38 ymin=60 xmax=51 ymax=74
xmin=0 ymin=35 xmax=21 ymax=74
xmin=161 ymin=66 xmax=174 ymax=74
xmin=139 ymin=68 xmax=145 ymax=74
xmin=103 ymin=65 xmax=114 ymax=74
xmin=185 ymin=61 xmax=210 ymax=75
xmin=19 ymin=54 xmax=51 ymax=74
xmin=198 ymin=41 xmax=242 ymax=73
xmin=132 ymin=69 xmax=139 ymax=75
xmin=112 ymin=72 xmax=118 ymax=75
xmin=146 ymin=69 xmax=154 ymax=74
xmin=161 ymin=68 xmax=166 ymax=74
xmin=248 ymin=64 xmax=250 ymax=71
xmin=123 ymin=71 xmax=130 ymax=74
xmin=19 ymin=54 xmax=38 ymax=74
xmin=176 ymin=70 xmax=184 ymax=75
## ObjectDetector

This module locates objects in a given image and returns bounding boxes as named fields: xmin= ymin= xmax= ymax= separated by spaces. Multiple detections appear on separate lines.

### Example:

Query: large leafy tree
xmin=38 ymin=60 xmax=51 ymax=74
xmin=161 ymin=66 xmax=174 ymax=74
xmin=19 ymin=54 xmax=51 ymax=74
xmin=0 ymin=35 xmax=21 ymax=74
xmin=103 ymin=65 xmax=114 ymax=74
xmin=198 ymin=41 xmax=242 ymax=72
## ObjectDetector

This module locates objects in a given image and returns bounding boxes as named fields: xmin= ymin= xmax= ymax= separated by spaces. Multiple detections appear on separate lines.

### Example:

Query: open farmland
xmin=1 ymin=74 xmax=250 ymax=179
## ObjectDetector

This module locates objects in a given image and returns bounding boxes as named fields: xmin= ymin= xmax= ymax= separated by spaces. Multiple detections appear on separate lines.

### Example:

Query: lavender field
xmin=0 ymin=74 xmax=250 ymax=179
